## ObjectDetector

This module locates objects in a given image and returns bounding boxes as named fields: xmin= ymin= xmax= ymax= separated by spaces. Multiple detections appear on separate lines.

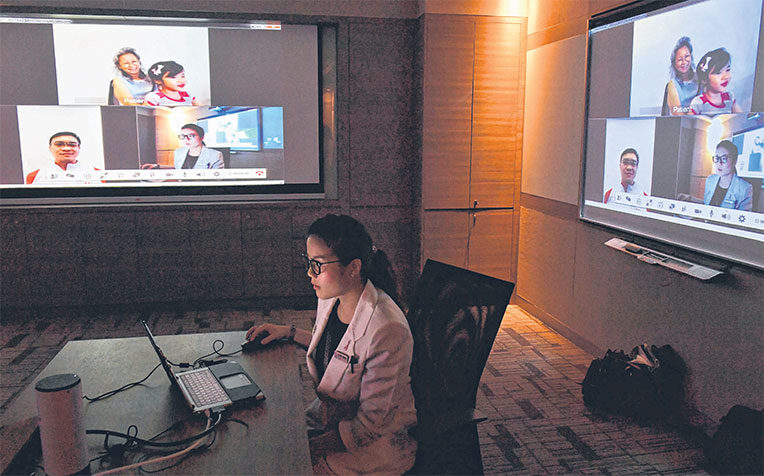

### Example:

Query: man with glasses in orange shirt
xmin=26 ymin=132 xmax=99 ymax=184
xmin=604 ymin=148 xmax=646 ymax=204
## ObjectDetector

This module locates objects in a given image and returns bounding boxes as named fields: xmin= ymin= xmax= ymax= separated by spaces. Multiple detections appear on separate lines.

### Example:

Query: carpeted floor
xmin=0 ymin=304 xmax=713 ymax=475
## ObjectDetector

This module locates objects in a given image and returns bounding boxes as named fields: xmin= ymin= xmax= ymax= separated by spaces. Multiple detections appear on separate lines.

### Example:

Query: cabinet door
xmin=422 ymin=16 xmax=474 ymax=210
xmin=423 ymin=210 xmax=470 ymax=269
xmin=468 ymin=209 xmax=514 ymax=282
xmin=470 ymin=19 xmax=525 ymax=209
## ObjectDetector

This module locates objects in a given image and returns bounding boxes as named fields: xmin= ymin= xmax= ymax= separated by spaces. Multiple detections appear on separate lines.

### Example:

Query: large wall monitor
xmin=581 ymin=0 xmax=764 ymax=269
xmin=0 ymin=8 xmax=337 ymax=205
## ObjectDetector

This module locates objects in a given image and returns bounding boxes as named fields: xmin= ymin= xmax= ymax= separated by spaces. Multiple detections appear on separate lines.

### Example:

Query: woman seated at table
xmin=246 ymin=214 xmax=417 ymax=475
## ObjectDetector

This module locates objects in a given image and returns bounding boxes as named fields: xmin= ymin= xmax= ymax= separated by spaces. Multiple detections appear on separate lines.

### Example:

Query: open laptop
xmin=141 ymin=320 xmax=264 ymax=413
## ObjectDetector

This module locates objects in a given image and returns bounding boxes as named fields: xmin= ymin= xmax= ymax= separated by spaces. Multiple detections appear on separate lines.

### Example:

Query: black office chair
xmin=406 ymin=260 xmax=515 ymax=475
xmin=107 ymin=79 xmax=117 ymax=105
xmin=661 ymin=82 xmax=670 ymax=116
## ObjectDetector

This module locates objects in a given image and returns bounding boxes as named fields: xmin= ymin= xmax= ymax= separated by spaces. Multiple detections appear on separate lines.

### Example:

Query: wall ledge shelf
xmin=605 ymin=238 xmax=724 ymax=281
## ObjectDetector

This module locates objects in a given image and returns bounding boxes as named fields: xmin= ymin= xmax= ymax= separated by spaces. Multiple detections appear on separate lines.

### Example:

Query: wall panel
xmin=471 ymin=20 xmax=524 ymax=208
xmin=421 ymin=16 xmax=474 ymax=209
xmin=0 ymin=213 xmax=29 ymax=305
xmin=468 ymin=209 xmax=514 ymax=281
xmin=241 ymin=208 xmax=296 ymax=299
xmin=422 ymin=211 xmax=469 ymax=269
xmin=348 ymin=20 xmax=419 ymax=208
xmin=516 ymin=202 xmax=576 ymax=323
xmin=0 ymin=0 xmax=420 ymax=19
xmin=521 ymin=35 xmax=585 ymax=205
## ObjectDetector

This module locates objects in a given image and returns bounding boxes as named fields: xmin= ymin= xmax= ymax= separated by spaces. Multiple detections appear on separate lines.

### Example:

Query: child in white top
xmin=689 ymin=48 xmax=743 ymax=115
xmin=144 ymin=61 xmax=198 ymax=106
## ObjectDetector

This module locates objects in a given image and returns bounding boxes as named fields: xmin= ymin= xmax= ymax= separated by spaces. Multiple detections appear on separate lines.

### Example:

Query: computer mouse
xmin=241 ymin=331 xmax=269 ymax=352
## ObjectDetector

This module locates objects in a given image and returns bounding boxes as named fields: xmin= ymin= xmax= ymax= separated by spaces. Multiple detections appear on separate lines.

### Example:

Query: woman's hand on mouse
xmin=245 ymin=323 xmax=289 ymax=344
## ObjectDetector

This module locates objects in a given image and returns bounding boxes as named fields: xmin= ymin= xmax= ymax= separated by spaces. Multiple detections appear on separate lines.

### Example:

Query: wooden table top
xmin=0 ymin=331 xmax=312 ymax=475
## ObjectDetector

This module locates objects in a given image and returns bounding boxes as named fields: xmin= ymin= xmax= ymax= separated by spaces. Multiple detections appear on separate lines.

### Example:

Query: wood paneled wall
xmin=421 ymin=15 xmax=474 ymax=210
xmin=0 ymin=17 xmax=421 ymax=310
xmin=420 ymin=14 xmax=525 ymax=283
xmin=470 ymin=21 xmax=524 ymax=209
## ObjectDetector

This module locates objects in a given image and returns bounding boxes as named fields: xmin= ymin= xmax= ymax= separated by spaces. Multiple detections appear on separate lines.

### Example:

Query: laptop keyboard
xmin=178 ymin=369 xmax=230 ymax=408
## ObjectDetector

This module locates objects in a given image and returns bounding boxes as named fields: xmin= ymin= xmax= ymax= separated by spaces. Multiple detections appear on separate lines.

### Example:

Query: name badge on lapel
xmin=334 ymin=350 xmax=359 ymax=373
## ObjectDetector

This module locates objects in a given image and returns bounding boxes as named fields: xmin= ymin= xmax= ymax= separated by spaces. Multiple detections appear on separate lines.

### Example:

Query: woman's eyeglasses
xmin=178 ymin=133 xmax=197 ymax=140
xmin=712 ymin=155 xmax=730 ymax=164
xmin=301 ymin=253 xmax=342 ymax=275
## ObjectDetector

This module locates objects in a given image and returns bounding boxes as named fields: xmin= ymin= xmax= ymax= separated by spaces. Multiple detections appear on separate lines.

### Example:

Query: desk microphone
xmin=35 ymin=374 xmax=90 ymax=475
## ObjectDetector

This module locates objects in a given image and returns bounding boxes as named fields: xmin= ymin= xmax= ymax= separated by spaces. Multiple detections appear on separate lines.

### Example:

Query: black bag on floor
xmin=581 ymin=348 xmax=658 ymax=419
xmin=581 ymin=344 xmax=685 ymax=421
xmin=649 ymin=344 xmax=686 ymax=416
xmin=706 ymin=405 xmax=764 ymax=475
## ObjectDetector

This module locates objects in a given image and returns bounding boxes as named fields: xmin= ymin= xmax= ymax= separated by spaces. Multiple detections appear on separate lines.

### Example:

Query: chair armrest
xmin=413 ymin=407 xmax=487 ymax=441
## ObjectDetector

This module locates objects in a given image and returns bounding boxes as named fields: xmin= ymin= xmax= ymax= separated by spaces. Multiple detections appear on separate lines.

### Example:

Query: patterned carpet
xmin=0 ymin=304 xmax=713 ymax=475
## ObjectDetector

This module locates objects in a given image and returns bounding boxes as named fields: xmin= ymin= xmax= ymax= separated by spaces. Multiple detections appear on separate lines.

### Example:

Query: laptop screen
xmin=141 ymin=320 xmax=179 ymax=387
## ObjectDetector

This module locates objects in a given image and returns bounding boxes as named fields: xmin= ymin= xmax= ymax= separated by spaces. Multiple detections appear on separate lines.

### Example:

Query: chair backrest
xmin=407 ymin=260 xmax=515 ymax=429
xmin=661 ymin=81 xmax=670 ymax=116
xmin=107 ymin=79 xmax=117 ymax=105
